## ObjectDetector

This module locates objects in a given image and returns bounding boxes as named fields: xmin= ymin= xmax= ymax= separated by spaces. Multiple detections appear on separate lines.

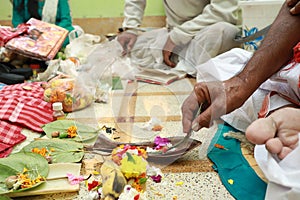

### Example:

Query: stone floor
xmin=11 ymin=77 xmax=265 ymax=200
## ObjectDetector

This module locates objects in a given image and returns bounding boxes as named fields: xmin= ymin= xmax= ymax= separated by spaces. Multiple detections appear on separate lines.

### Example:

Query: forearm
xmin=122 ymin=0 xmax=146 ymax=34
xmin=56 ymin=0 xmax=73 ymax=31
xmin=12 ymin=0 xmax=25 ymax=27
xmin=235 ymin=2 xmax=300 ymax=99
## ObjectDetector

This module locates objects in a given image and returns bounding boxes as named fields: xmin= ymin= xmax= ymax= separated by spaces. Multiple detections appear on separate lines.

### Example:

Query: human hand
xmin=182 ymin=77 xmax=248 ymax=133
xmin=246 ymin=107 xmax=300 ymax=159
xmin=286 ymin=0 xmax=300 ymax=15
xmin=162 ymin=37 xmax=176 ymax=68
xmin=117 ymin=31 xmax=137 ymax=55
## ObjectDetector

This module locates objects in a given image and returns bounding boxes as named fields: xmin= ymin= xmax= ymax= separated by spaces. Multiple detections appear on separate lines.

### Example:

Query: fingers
xmin=116 ymin=32 xmax=137 ymax=55
xmin=265 ymin=138 xmax=283 ymax=154
xmin=287 ymin=0 xmax=299 ymax=6
xmin=191 ymin=106 xmax=212 ymax=131
xmin=286 ymin=0 xmax=300 ymax=15
xmin=162 ymin=37 xmax=176 ymax=67
xmin=126 ymin=36 xmax=137 ymax=52
xmin=265 ymin=138 xmax=293 ymax=159
xmin=246 ymin=107 xmax=300 ymax=159
xmin=181 ymin=92 xmax=200 ymax=133
xmin=191 ymin=83 xmax=213 ymax=130
xmin=162 ymin=50 xmax=176 ymax=67
xmin=277 ymin=147 xmax=293 ymax=160
xmin=290 ymin=1 xmax=300 ymax=15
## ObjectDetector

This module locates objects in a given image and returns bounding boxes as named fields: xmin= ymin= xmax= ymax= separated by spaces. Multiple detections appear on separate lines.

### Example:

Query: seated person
xmin=117 ymin=0 xmax=241 ymax=76
xmin=12 ymin=0 xmax=74 ymax=47
xmin=181 ymin=0 xmax=300 ymax=159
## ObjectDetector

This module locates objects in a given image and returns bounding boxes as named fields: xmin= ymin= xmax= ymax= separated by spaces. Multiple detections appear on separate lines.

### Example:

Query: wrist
xmin=224 ymin=76 xmax=252 ymax=110
xmin=120 ymin=27 xmax=139 ymax=35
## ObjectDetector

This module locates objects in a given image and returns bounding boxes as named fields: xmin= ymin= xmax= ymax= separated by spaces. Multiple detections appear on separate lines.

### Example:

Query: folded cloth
xmin=0 ymin=82 xmax=53 ymax=157
xmin=0 ymin=82 xmax=53 ymax=132
xmin=208 ymin=124 xmax=267 ymax=200
xmin=0 ymin=120 xmax=26 ymax=158
xmin=0 ymin=23 xmax=29 ymax=47
xmin=255 ymin=134 xmax=300 ymax=200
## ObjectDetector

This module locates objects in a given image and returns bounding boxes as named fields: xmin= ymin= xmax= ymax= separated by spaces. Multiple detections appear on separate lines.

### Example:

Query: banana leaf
xmin=0 ymin=152 xmax=49 ymax=194
xmin=21 ymin=139 xmax=84 ymax=163
xmin=42 ymin=120 xmax=99 ymax=142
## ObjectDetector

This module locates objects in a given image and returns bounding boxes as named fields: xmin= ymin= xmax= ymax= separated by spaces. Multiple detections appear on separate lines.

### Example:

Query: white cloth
xmin=42 ymin=0 xmax=58 ymax=24
xmin=194 ymin=48 xmax=296 ymax=132
xmin=123 ymin=0 xmax=241 ymax=76
xmin=196 ymin=48 xmax=252 ymax=82
xmin=130 ymin=23 xmax=240 ymax=76
xmin=122 ymin=0 xmax=242 ymax=46
xmin=255 ymin=134 xmax=300 ymax=200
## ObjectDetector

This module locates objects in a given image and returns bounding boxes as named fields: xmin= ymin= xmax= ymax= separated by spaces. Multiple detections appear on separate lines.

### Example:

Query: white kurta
xmin=121 ymin=0 xmax=242 ymax=75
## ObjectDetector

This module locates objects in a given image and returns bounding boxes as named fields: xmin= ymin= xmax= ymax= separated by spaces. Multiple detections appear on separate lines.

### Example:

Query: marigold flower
xmin=67 ymin=125 xmax=77 ymax=138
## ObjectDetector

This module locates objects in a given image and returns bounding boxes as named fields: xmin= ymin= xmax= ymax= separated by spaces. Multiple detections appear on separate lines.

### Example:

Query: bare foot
xmin=245 ymin=107 xmax=300 ymax=159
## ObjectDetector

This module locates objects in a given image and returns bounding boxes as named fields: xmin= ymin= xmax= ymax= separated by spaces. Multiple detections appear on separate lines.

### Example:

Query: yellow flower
xmin=31 ymin=147 xmax=48 ymax=157
xmin=120 ymin=154 xmax=147 ymax=179
xmin=228 ymin=179 xmax=234 ymax=185
xmin=67 ymin=125 xmax=77 ymax=138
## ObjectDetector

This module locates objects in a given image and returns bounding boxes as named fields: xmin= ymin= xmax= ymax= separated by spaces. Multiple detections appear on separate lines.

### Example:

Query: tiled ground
xmin=12 ymin=77 xmax=265 ymax=200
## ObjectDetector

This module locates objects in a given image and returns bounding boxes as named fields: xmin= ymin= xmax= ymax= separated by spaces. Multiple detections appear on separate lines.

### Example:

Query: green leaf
xmin=0 ymin=163 xmax=18 ymax=194
xmin=126 ymin=152 xmax=136 ymax=164
xmin=139 ymin=177 xmax=147 ymax=184
xmin=42 ymin=120 xmax=99 ymax=142
xmin=21 ymin=139 xmax=84 ymax=163
xmin=0 ymin=152 xmax=49 ymax=194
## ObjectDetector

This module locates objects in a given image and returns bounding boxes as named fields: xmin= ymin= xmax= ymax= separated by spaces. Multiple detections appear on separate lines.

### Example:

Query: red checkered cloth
xmin=0 ymin=23 xmax=29 ymax=47
xmin=0 ymin=121 xmax=26 ymax=158
xmin=0 ymin=82 xmax=54 ymax=158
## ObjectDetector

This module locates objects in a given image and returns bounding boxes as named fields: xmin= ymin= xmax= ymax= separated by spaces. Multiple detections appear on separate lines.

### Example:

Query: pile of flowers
xmin=145 ymin=136 xmax=173 ymax=153
xmin=31 ymin=147 xmax=55 ymax=163
xmin=112 ymin=144 xmax=162 ymax=188
xmin=5 ymin=168 xmax=45 ymax=190
xmin=86 ymin=143 xmax=164 ymax=200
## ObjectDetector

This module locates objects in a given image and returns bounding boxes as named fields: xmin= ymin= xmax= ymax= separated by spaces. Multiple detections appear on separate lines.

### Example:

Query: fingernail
xmin=192 ymin=122 xmax=199 ymax=131
xmin=290 ymin=7 xmax=296 ymax=14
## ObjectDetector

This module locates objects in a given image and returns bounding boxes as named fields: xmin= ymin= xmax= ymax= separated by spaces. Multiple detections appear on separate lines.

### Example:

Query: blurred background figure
xmin=12 ymin=0 xmax=74 ymax=47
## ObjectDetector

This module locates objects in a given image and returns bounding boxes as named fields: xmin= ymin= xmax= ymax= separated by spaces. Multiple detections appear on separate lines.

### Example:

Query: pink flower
xmin=66 ymin=173 xmax=84 ymax=185
xmin=150 ymin=174 xmax=162 ymax=183
xmin=154 ymin=136 xmax=170 ymax=149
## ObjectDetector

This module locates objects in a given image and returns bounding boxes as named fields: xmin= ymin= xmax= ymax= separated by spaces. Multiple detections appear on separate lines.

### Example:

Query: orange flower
xmin=214 ymin=144 xmax=228 ymax=150
xmin=16 ymin=168 xmax=45 ymax=189
xmin=67 ymin=125 xmax=77 ymax=138
xmin=32 ymin=147 xmax=48 ymax=157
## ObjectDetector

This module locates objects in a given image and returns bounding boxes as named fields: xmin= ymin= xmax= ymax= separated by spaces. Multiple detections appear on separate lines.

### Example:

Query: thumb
xmin=127 ymin=38 xmax=136 ymax=51
xmin=191 ymin=106 xmax=212 ymax=131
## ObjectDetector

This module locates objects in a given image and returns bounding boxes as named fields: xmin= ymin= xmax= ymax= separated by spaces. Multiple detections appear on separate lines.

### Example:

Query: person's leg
xmin=245 ymin=107 xmax=300 ymax=159
xmin=176 ymin=22 xmax=240 ymax=76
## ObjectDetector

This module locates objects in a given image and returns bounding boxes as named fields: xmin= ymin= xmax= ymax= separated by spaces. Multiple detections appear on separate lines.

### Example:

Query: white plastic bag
xmin=64 ymin=30 xmax=101 ymax=64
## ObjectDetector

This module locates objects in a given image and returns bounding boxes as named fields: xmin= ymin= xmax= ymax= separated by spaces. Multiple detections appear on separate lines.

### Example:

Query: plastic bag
xmin=43 ymin=76 xmax=94 ymax=112
xmin=64 ymin=30 xmax=101 ymax=64
xmin=78 ymin=40 xmax=123 ymax=103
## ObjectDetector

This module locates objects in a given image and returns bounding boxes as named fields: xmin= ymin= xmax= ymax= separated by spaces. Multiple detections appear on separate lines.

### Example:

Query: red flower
xmin=88 ymin=180 xmax=100 ymax=191
xmin=134 ymin=194 xmax=140 ymax=200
